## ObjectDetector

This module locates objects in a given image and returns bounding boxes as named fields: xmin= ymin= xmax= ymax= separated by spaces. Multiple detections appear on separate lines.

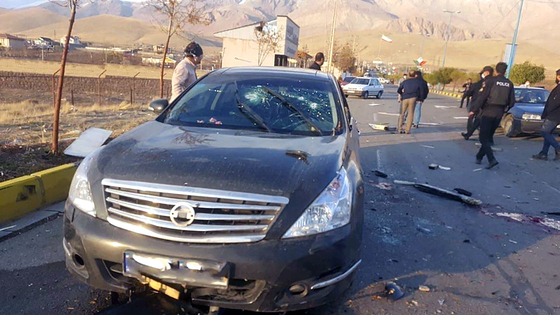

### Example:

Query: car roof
xmin=514 ymin=86 xmax=546 ymax=90
xmin=214 ymin=67 xmax=333 ymax=82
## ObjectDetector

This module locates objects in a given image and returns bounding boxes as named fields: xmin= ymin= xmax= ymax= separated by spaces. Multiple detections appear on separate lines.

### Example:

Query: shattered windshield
xmin=165 ymin=75 xmax=341 ymax=136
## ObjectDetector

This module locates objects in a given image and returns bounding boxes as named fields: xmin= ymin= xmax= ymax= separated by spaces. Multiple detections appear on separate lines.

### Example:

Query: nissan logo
xmin=169 ymin=203 xmax=196 ymax=227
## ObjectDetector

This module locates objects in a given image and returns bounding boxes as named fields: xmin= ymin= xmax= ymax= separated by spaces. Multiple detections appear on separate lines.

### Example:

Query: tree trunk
xmin=159 ymin=22 xmax=173 ymax=98
xmin=52 ymin=4 xmax=76 ymax=154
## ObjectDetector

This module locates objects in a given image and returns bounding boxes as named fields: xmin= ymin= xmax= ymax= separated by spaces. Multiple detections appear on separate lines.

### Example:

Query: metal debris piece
xmin=454 ymin=188 xmax=473 ymax=197
xmin=429 ymin=164 xmax=451 ymax=170
xmin=438 ymin=299 xmax=445 ymax=306
xmin=385 ymin=282 xmax=404 ymax=300
xmin=394 ymin=180 xmax=415 ymax=185
xmin=420 ymin=145 xmax=435 ymax=149
xmin=414 ymin=183 xmax=482 ymax=206
xmin=376 ymin=183 xmax=393 ymax=190
xmin=509 ymin=239 xmax=518 ymax=244
xmin=473 ymin=168 xmax=483 ymax=172
xmin=64 ymin=127 xmax=112 ymax=157
xmin=418 ymin=285 xmax=430 ymax=292
xmin=373 ymin=170 xmax=388 ymax=178
xmin=369 ymin=123 xmax=396 ymax=132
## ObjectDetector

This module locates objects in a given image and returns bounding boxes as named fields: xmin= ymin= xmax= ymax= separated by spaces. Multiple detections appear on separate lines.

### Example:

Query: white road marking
xmin=434 ymin=105 xmax=454 ymax=109
xmin=453 ymin=117 xmax=469 ymax=120
xmin=369 ymin=103 xmax=382 ymax=106
xmin=420 ymin=122 xmax=442 ymax=126
xmin=378 ymin=112 xmax=400 ymax=116
xmin=420 ymin=145 xmax=435 ymax=149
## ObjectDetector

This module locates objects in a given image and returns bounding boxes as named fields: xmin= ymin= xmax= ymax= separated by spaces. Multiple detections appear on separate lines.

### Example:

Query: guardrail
xmin=0 ymin=163 xmax=77 ymax=223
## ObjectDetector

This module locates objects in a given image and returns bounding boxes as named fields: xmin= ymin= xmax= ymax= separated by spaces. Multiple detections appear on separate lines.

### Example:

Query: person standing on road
xmin=309 ymin=52 xmax=325 ymax=71
xmin=397 ymin=73 xmax=407 ymax=103
xmin=171 ymin=42 xmax=203 ymax=102
xmin=413 ymin=70 xmax=429 ymax=128
xmin=460 ymin=78 xmax=473 ymax=108
xmin=397 ymin=70 xmax=422 ymax=134
xmin=469 ymin=62 xmax=515 ymax=169
xmin=532 ymin=69 xmax=560 ymax=161
xmin=462 ymin=66 xmax=494 ymax=140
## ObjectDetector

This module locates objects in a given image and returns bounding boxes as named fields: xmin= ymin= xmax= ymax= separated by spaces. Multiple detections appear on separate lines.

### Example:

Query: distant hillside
xmin=0 ymin=7 xmax=66 ymax=34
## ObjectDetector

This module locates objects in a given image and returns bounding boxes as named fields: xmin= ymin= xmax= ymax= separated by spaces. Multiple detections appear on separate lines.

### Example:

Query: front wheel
xmin=363 ymin=91 xmax=369 ymax=99
xmin=376 ymin=91 xmax=383 ymax=99
xmin=502 ymin=115 xmax=519 ymax=138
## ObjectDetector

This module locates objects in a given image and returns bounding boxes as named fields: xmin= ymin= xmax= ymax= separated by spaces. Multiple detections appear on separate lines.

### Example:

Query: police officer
xmin=469 ymin=62 xmax=515 ymax=169
xmin=462 ymin=66 xmax=494 ymax=140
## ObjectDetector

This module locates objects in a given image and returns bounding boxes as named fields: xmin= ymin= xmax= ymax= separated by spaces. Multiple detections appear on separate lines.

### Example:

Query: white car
xmin=378 ymin=77 xmax=390 ymax=84
xmin=342 ymin=77 xmax=384 ymax=99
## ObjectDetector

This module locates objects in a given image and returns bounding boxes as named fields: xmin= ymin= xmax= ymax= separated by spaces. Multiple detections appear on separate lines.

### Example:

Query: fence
xmin=0 ymin=71 xmax=172 ymax=105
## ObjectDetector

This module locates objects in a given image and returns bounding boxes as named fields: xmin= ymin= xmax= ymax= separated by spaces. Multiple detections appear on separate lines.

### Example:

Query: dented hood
xmin=93 ymin=121 xmax=346 ymax=198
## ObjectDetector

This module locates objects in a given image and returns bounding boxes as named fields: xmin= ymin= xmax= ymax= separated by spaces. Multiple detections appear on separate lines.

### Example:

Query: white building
xmin=60 ymin=36 xmax=81 ymax=46
xmin=0 ymin=34 xmax=26 ymax=50
xmin=214 ymin=16 xmax=300 ymax=68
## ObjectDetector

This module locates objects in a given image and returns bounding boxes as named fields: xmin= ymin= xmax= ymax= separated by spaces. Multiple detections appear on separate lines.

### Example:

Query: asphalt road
xmin=1 ymin=85 xmax=560 ymax=315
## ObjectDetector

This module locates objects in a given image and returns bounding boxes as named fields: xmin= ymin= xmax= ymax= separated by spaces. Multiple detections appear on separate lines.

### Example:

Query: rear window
xmin=515 ymin=89 xmax=550 ymax=104
xmin=343 ymin=76 xmax=355 ymax=83
xmin=351 ymin=78 xmax=369 ymax=85
xmin=164 ymin=74 xmax=342 ymax=136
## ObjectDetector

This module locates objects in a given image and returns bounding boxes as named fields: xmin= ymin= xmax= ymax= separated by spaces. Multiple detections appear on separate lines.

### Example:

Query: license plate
xmin=123 ymin=252 xmax=229 ymax=290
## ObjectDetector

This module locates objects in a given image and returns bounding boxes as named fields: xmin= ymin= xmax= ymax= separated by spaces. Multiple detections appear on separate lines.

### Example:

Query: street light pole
xmin=441 ymin=10 xmax=460 ymax=68
xmin=506 ymin=0 xmax=525 ymax=78
xmin=327 ymin=0 xmax=338 ymax=74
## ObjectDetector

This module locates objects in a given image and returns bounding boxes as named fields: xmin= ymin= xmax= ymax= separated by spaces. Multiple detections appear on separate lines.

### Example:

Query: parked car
xmin=342 ymin=77 xmax=384 ymax=99
xmin=340 ymin=76 xmax=356 ymax=86
xmin=501 ymin=86 xmax=554 ymax=137
xmin=63 ymin=67 xmax=364 ymax=313
xmin=378 ymin=77 xmax=390 ymax=84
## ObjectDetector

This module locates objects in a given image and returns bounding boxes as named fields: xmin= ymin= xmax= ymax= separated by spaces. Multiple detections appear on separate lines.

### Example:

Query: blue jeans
xmin=413 ymin=101 xmax=423 ymax=126
xmin=540 ymin=119 xmax=560 ymax=154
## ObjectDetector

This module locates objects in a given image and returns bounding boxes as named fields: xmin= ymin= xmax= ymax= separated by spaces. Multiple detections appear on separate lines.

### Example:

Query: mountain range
xmin=0 ymin=0 xmax=559 ymax=71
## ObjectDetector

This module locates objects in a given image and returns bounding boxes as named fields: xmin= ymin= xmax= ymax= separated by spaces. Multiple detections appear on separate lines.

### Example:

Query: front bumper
xmin=63 ymin=201 xmax=362 ymax=312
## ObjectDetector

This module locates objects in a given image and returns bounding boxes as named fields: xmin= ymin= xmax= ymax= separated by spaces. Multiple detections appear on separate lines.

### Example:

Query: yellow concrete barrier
xmin=0 ymin=163 xmax=77 ymax=223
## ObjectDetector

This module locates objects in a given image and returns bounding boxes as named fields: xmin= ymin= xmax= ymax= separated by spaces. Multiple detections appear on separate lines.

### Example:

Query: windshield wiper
xmin=260 ymin=86 xmax=324 ymax=136
xmin=235 ymin=86 xmax=272 ymax=132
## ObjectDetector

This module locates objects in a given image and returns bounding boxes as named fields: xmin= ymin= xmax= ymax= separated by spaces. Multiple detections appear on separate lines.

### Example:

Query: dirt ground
xmin=0 ymin=94 xmax=155 ymax=181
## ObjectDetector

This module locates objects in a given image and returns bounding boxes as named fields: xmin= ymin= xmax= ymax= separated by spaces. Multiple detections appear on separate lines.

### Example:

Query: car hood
xmin=92 ymin=121 xmax=345 ymax=198
xmin=514 ymin=103 xmax=545 ymax=114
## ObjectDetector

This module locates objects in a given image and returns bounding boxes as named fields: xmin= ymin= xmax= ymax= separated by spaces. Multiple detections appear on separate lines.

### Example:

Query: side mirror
xmin=148 ymin=99 xmax=168 ymax=114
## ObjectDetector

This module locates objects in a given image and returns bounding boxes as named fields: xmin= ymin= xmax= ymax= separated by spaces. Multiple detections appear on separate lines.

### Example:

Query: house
xmin=60 ymin=36 xmax=82 ymax=46
xmin=214 ymin=15 xmax=300 ymax=67
xmin=33 ymin=37 xmax=56 ymax=48
xmin=0 ymin=33 xmax=26 ymax=50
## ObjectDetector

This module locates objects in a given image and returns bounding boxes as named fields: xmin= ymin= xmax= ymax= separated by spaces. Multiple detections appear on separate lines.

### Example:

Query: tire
xmin=376 ymin=91 xmax=383 ymax=99
xmin=502 ymin=115 xmax=519 ymax=138
xmin=363 ymin=91 xmax=369 ymax=99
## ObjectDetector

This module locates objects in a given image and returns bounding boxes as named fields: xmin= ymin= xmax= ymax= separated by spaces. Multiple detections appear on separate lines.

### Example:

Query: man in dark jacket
xmin=469 ymin=62 xmax=515 ymax=169
xmin=413 ymin=70 xmax=429 ymax=127
xmin=462 ymin=66 xmax=494 ymax=140
xmin=397 ymin=70 xmax=422 ymax=134
xmin=309 ymin=52 xmax=325 ymax=71
xmin=460 ymin=78 xmax=473 ymax=108
xmin=532 ymin=69 xmax=560 ymax=161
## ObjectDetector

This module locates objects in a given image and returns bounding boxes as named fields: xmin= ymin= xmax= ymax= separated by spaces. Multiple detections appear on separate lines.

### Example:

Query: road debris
xmin=420 ymin=145 xmax=435 ymax=149
xmin=429 ymin=163 xmax=451 ymax=170
xmin=454 ymin=188 xmax=473 ymax=197
xmin=509 ymin=239 xmax=518 ymax=244
xmin=369 ymin=123 xmax=396 ymax=132
xmin=438 ymin=299 xmax=445 ymax=306
xmin=64 ymin=127 xmax=112 ymax=157
xmin=385 ymin=282 xmax=404 ymax=300
xmin=473 ymin=168 xmax=483 ymax=172
xmin=542 ymin=212 xmax=560 ymax=216
xmin=494 ymin=212 xmax=560 ymax=231
xmin=376 ymin=183 xmax=393 ymax=190
xmin=418 ymin=285 xmax=430 ymax=292
xmin=373 ymin=170 xmax=388 ymax=178
xmin=414 ymin=183 xmax=482 ymax=206
xmin=378 ymin=112 xmax=400 ymax=117
xmin=407 ymin=300 xmax=419 ymax=307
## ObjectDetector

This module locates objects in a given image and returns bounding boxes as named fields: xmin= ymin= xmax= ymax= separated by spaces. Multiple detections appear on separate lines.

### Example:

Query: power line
xmin=489 ymin=0 xmax=521 ymax=34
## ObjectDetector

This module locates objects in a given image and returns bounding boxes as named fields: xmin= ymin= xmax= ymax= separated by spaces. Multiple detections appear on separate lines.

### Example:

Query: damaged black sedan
xmin=63 ymin=67 xmax=364 ymax=312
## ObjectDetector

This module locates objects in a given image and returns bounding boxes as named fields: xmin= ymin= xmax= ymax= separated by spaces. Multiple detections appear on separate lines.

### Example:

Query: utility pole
xmin=441 ymin=10 xmax=460 ymax=68
xmin=506 ymin=0 xmax=525 ymax=78
xmin=327 ymin=0 xmax=338 ymax=74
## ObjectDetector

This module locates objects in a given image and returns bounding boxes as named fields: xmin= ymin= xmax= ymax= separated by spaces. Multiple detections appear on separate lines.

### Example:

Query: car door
xmin=367 ymin=79 xmax=375 ymax=93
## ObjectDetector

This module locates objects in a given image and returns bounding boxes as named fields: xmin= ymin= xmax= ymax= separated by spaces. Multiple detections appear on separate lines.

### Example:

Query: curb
xmin=0 ymin=163 xmax=77 ymax=224
xmin=430 ymin=89 xmax=462 ymax=99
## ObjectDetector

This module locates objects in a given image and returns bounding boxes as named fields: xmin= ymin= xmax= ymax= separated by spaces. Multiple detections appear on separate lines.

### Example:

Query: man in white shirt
xmin=171 ymin=42 xmax=204 ymax=102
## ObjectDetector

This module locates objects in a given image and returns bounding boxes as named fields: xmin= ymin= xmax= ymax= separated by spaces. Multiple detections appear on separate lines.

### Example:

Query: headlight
xmin=522 ymin=113 xmax=541 ymax=120
xmin=283 ymin=168 xmax=352 ymax=238
xmin=68 ymin=149 xmax=100 ymax=217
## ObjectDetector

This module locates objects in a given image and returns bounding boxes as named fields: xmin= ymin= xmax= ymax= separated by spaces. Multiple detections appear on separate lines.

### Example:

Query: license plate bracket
xmin=123 ymin=251 xmax=230 ymax=290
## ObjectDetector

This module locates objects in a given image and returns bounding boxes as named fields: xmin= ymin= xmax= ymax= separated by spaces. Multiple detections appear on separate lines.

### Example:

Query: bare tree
xmin=254 ymin=21 xmax=281 ymax=66
xmin=52 ymin=0 xmax=82 ymax=153
xmin=146 ymin=0 xmax=209 ymax=98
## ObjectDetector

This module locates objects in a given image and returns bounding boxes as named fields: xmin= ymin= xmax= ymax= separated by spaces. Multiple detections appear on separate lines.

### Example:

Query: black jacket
xmin=470 ymin=75 xmax=515 ymax=117
xmin=462 ymin=82 xmax=472 ymax=94
xmin=543 ymin=84 xmax=560 ymax=122
xmin=418 ymin=78 xmax=429 ymax=102
xmin=309 ymin=62 xmax=321 ymax=71
xmin=397 ymin=78 xmax=422 ymax=100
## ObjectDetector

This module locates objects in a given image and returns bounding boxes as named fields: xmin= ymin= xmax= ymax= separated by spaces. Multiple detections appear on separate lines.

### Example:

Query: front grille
xmin=102 ymin=178 xmax=289 ymax=244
